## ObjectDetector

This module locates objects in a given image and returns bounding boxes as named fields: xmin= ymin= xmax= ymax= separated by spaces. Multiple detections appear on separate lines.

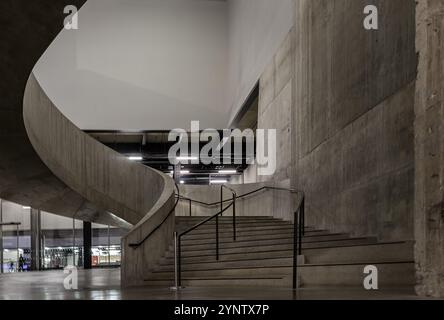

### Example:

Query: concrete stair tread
xmin=147 ymin=216 xmax=414 ymax=288
xmin=159 ymin=245 xmax=413 ymax=266
xmin=179 ymin=232 xmax=348 ymax=244
xmin=177 ymin=236 xmax=372 ymax=250
xmin=153 ymin=258 xmax=414 ymax=273
xmin=160 ymin=241 xmax=413 ymax=267
xmin=146 ymin=274 xmax=286 ymax=281
xmin=178 ymin=224 xmax=296 ymax=233
xmin=175 ymin=240 xmax=379 ymax=257
xmin=172 ymin=240 xmax=379 ymax=259
xmin=175 ymin=217 xmax=288 ymax=222
xmin=165 ymin=240 xmax=411 ymax=257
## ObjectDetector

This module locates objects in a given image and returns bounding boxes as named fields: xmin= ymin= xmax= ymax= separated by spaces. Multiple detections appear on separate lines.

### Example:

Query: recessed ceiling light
xmin=218 ymin=170 xmax=237 ymax=174
xmin=210 ymin=179 xmax=228 ymax=184
xmin=170 ymin=170 xmax=191 ymax=174
xmin=176 ymin=156 xmax=198 ymax=161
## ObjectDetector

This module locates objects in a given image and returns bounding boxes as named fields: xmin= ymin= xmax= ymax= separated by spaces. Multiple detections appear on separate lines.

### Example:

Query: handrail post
xmin=232 ymin=193 xmax=236 ymax=241
xmin=298 ymin=205 xmax=303 ymax=255
xmin=216 ymin=215 xmax=219 ymax=260
xmin=293 ymin=210 xmax=298 ymax=290
xmin=302 ymin=198 xmax=305 ymax=236
xmin=172 ymin=231 xmax=182 ymax=290
xmin=220 ymin=186 xmax=223 ymax=216
xmin=178 ymin=236 xmax=182 ymax=287
xmin=218 ymin=185 xmax=222 ymax=260
xmin=189 ymin=198 xmax=192 ymax=217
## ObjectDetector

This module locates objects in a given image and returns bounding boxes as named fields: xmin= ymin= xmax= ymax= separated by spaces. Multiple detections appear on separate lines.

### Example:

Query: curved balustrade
xmin=0 ymin=0 xmax=124 ymax=226
xmin=23 ymin=74 xmax=175 ymax=285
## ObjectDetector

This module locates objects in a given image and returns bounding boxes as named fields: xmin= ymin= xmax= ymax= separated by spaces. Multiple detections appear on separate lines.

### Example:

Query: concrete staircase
xmin=144 ymin=216 xmax=415 ymax=288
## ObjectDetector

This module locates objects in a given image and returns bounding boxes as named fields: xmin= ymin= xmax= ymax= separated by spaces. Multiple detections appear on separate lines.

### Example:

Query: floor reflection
xmin=0 ymin=268 xmax=423 ymax=300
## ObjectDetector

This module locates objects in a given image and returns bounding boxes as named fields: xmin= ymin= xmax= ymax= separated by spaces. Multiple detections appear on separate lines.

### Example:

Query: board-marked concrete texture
xmin=291 ymin=0 xmax=416 ymax=241
xmin=414 ymin=0 xmax=444 ymax=298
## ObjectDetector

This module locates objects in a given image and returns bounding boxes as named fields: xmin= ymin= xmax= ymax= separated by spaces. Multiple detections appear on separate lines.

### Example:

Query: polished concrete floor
xmin=0 ymin=268 xmax=425 ymax=300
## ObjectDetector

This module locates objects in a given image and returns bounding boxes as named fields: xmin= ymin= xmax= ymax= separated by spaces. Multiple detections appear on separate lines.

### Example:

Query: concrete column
xmin=0 ymin=199 xmax=3 ymax=274
xmin=83 ymin=221 xmax=92 ymax=269
xmin=415 ymin=0 xmax=444 ymax=298
xmin=30 ymin=208 xmax=41 ymax=271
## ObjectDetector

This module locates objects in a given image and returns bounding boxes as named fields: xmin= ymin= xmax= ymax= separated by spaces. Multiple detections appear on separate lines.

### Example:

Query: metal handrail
xmin=293 ymin=196 xmax=305 ymax=289
xmin=178 ymin=203 xmax=234 ymax=237
xmin=128 ymin=183 xmax=180 ymax=248
xmin=219 ymin=185 xmax=237 ymax=256
xmin=173 ymin=185 xmax=305 ymax=290
xmin=173 ymin=201 xmax=234 ymax=289
xmin=176 ymin=185 xmax=299 ymax=208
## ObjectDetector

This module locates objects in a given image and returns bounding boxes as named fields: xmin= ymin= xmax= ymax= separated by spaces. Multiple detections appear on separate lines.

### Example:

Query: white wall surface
xmin=33 ymin=0 xmax=294 ymax=130
xmin=1 ymin=201 xmax=30 ymax=230
xmin=226 ymin=0 xmax=294 ymax=123
xmin=34 ymin=0 xmax=229 ymax=130
xmin=0 ymin=201 xmax=83 ymax=230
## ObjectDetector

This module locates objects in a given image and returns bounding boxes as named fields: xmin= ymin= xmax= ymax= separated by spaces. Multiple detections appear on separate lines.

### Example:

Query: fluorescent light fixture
xmin=170 ymin=170 xmax=190 ymax=174
xmin=128 ymin=156 xmax=143 ymax=161
xmin=210 ymin=179 xmax=228 ymax=184
xmin=176 ymin=156 xmax=198 ymax=161
xmin=22 ymin=206 xmax=31 ymax=209
xmin=218 ymin=170 xmax=237 ymax=174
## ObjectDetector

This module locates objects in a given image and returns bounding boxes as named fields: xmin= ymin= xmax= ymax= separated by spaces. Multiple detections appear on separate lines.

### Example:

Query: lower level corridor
xmin=0 ymin=268 xmax=424 ymax=300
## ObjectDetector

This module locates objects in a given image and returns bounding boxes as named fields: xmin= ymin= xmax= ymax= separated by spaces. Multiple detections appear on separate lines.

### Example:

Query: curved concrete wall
xmin=0 ymin=0 xmax=123 ymax=226
xmin=24 ymin=73 xmax=175 ymax=285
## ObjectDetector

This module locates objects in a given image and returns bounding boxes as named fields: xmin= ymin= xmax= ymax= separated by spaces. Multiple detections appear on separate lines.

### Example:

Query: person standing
xmin=18 ymin=254 xmax=25 ymax=272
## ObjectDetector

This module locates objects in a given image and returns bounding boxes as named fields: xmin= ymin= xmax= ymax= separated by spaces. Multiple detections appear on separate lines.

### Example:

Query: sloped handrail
xmin=172 ymin=186 xmax=305 ymax=290
xmin=23 ymin=73 xmax=176 ymax=286
xmin=128 ymin=183 xmax=180 ymax=248
xmin=177 ymin=186 xmax=300 ymax=207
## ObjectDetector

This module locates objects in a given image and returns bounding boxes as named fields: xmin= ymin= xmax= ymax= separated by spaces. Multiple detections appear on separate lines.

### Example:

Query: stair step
xmin=304 ymin=241 xmax=414 ymax=264
xmin=180 ymin=233 xmax=349 ymax=245
xmin=177 ymin=225 xmax=322 ymax=236
xmin=176 ymin=215 xmax=284 ymax=223
xmin=173 ymin=238 xmax=377 ymax=256
xmin=153 ymin=257 xmax=301 ymax=272
xmin=159 ymin=241 xmax=413 ymax=266
xmin=176 ymin=223 xmax=295 ymax=233
xmin=145 ymin=261 xmax=414 ymax=288
xmin=148 ymin=216 xmax=415 ymax=289
xmin=181 ymin=230 xmax=349 ymax=245
xmin=144 ymin=276 xmax=287 ymax=288
xmin=298 ymin=261 xmax=415 ymax=288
